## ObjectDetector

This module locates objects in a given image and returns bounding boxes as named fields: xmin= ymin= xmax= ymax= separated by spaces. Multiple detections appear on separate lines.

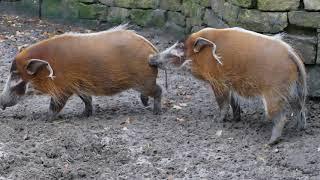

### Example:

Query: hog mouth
xmin=0 ymin=97 xmax=18 ymax=110
xmin=148 ymin=54 xmax=164 ymax=69
xmin=149 ymin=54 xmax=187 ymax=70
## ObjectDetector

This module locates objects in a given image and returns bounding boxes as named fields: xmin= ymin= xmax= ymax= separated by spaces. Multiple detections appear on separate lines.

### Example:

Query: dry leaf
xmin=257 ymin=155 xmax=266 ymax=163
xmin=126 ymin=117 xmax=134 ymax=124
xmin=172 ymin=105 xmax=182 ymax=110
xmin=23 ymin=134 xmax=29 ymax=140
xmin=179 ymin=103 xmax=188 ymax=107
xmin=84 ymin=29 xmax=93 ymax=33
xmin=0 ymin=35 xmax=6 ymax=43
xmin=176 ymin=117 xmax=185 ymax=122
xmin=15 ymin=31 xmax=22 ymax=36
xmin=163 ymin=99 xmax=174 ymax=107
xmin=168 ymin=175 xmax=174 ymax=180
xmin=121 ymin=117 xmax=134 ymax=126
xmin=216 ymin=130 xmax=222 ymax=137
xmin=43 ymin=31 xmax=56 ymax=38
xmin=177 ymin=91 xmax=187 ymax=96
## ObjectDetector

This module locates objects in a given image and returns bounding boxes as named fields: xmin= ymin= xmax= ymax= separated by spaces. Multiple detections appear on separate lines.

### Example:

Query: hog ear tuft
xmin=26 ymin=59 xmax=55 ymax=79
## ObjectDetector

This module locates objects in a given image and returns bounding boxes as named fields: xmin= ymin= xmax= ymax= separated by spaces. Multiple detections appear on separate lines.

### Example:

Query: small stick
xmin=165 ymin=69 xmax=168 ymax=90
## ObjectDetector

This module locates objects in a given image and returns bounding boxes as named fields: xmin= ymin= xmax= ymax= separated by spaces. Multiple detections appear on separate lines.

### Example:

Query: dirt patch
xmin=0 ymin=14 xmax=319 ymax=179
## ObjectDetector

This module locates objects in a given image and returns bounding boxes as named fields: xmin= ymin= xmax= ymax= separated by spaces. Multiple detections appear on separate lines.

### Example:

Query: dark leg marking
xmin=230 ymin=95 xmax=241 ymax=121
xmin=140 ymin=94 xmax=149 ymax=107
xmin=153 ymin=84 xmax=162 ymax=115
xmin=78 ymin=94 xmax=93 ymax=117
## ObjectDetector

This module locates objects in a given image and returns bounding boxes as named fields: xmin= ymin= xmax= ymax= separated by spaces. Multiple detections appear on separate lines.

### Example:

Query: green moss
xmin=78 ymin=3 xmax=106 ymax=19
xmin=130 ymin=9 xmax=153 ymax=26
xmin=230 ymin=0 xmax=252 ymax=8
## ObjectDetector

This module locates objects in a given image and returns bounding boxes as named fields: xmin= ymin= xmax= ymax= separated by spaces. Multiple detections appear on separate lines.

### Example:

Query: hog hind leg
xmin=264 ymin=93 xmax=287 ymax=145
xmin=138 ymin=82 xmax=162 ymax=115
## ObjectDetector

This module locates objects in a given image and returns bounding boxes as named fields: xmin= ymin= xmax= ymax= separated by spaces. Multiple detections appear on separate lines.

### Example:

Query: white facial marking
xmin=0 ymin=73 xmax=26 ymax=109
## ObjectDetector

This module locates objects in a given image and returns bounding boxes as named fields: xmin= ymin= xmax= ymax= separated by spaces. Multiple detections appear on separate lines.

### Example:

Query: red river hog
xmin=0 ymin=24 xmax=162 ymax=120
xmin=149 ymin=27 xmax=307 ymax=145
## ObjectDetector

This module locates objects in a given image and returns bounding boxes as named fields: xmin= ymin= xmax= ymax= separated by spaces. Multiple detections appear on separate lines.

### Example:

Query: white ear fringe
xmin=46 ymin=64 xmax=56 ymax=80
xmin=28 ymin=59 xmax=56 ymax=80
xmin=211 ymin=43 xmax=222 ymax=65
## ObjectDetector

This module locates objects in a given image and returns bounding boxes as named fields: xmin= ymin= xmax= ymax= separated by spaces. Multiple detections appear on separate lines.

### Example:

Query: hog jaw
xmin=149 ymin=42 xmax=185 ymax=70
xmin=0 ymin=73 xmax=27 ymax=110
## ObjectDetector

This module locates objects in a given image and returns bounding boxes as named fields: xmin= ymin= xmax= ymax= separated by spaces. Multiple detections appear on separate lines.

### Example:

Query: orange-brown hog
xmin=0 ymin=24 xmax=162 ymax=120
xmin=149 ymin=27 xmax=307 ymax=145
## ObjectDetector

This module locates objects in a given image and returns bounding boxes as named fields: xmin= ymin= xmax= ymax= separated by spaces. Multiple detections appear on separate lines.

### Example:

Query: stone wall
xmin=1 ymin=0 xmax=320 ymax=96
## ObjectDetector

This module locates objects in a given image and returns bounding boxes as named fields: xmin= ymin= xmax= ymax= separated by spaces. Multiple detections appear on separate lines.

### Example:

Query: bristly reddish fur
xmin=13 ymin=26 xmax=159 ymax=104
xmin=184 ymin=27 xmax=306 ymax=118
xmin=148 ymin=27 xmax=307 ymax=143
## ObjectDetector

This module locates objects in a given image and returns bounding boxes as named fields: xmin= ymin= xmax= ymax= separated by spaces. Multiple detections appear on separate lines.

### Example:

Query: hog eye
xmin=12 ymin=70 xmax=19 ymax=74
xmin=12 ymin=81 xmax=26 ymax=95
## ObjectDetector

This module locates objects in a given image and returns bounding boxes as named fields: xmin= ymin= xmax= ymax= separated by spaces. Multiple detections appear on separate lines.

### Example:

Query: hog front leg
xmin=43 ymin=96 xmax=70 ymax=121
xmin=78 ymin=94 xmax=93 ymax=117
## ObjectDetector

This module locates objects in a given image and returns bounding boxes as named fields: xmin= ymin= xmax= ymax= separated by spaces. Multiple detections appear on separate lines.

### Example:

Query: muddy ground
xmin=0 ymin=14 xmax=319 ymax=180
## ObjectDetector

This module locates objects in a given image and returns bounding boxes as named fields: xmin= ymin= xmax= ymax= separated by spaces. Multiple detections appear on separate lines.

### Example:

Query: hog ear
xmin=26 ymin=59 xmax=48 ymax=75
xmin=193 ymin=37 xmax=222 ymax=65
xmin=26 ymin=59 xmax=55 ymax=79
xmin=193 ymin=37 xmax=214 ymax=53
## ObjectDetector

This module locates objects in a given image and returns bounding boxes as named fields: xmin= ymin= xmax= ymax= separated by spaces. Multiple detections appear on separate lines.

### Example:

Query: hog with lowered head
xmin=0 ymin=24 xmax=162 ymax=120
xmin=149 ymin=27 xmax=307 ymax=145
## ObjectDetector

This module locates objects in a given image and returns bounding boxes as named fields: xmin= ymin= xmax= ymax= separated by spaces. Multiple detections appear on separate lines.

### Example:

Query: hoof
xmin=153 ymin=109 xmax=161 ymax=115
xmin=140 ymin=95 xmax=149 ymax=107
xmin=81 ymin=110 xmax=93 ymax=117
xmin=296 ymin=121 xmax=306 ymax=131
xmin=41 ymin=115 xmax=58 ymax=122
xmin=38 ymin=111 xmax=61 ymax=122
xmin=267 ymin=137 xmax=281 ymax=146
xmin=233 ymin=116 xmax=241 ymax=122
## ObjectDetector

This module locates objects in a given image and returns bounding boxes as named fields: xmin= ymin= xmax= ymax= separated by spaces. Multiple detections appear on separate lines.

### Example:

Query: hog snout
xmin=1 ymin=105 xmax=6 ymax=110
xmin=0 ymin=90 xmax=21 ymax=110
xmin=149 ymin=55 xmax=160 ymax=67
xmin=0 ymin=97 xmax=12 ymax=110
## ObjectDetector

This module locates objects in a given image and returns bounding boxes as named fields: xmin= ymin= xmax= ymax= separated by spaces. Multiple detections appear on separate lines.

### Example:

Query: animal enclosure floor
xmin=0 ymin=14 xmax=319 ymax=179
